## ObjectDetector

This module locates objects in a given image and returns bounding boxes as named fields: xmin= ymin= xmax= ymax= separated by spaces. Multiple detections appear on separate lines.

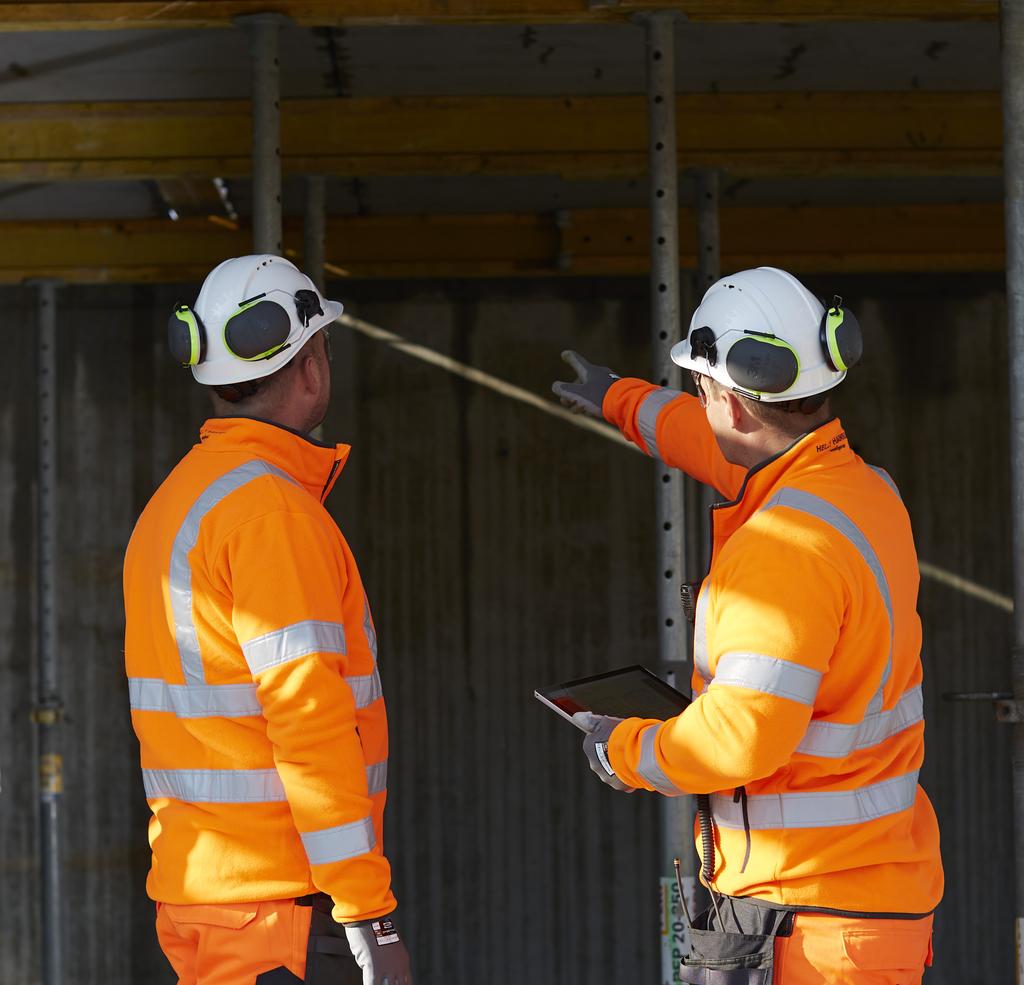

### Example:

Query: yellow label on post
xmin=40 ymin=753 xmax=63 ymax=796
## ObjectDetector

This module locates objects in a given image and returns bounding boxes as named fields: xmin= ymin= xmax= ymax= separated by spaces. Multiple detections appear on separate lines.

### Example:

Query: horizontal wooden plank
xmin=0 ymin=92 xmax=1003 ymax=181
xmin=0 ymin=1 xmax=998 ymax=30
xmin=0 ymin=203 xmax=1003 ymax=282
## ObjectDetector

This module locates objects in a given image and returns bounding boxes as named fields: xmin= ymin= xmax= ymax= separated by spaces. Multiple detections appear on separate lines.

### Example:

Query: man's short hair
xmin=705 ymin=376 xmax=833 ymax=437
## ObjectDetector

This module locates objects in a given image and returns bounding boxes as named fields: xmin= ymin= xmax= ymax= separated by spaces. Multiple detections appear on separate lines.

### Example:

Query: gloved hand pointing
xmin=551 ymin=351 xmax=620 ymax=420
xmin=344 ymin=915 xmax=413 ymax=985
xmin=573 ymin=712 xmax=636 ymax=793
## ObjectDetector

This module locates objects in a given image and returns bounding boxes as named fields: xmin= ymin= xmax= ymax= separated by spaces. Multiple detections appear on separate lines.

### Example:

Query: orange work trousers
xmin=776 ymin=912 xmax=934 ymax=984
xmin=156 ymin=898 xmax=358 ymax=985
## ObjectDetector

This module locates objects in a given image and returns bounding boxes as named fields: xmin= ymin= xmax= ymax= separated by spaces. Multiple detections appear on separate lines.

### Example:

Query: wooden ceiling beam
xmin=0 ymin=92 xmax=1002 ymax=181
xmin=0 ymin=1 xmax=998 ymax=31
xmin=0 ymin=203 xmax=1002 ymax=282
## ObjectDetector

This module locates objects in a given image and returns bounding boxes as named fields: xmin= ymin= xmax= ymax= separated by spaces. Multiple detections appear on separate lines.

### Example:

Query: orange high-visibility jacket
xmin=602 ymin=380 xmax=944 ymax=916
xmin=123 ymin=418 xmax=395 ymax=923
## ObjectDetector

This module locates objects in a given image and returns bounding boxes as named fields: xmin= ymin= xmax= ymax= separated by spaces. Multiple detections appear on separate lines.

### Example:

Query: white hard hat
xmin=670 ymin=267 xmax=862 ymax=403
xmin=168 ymin=255 xmax=343 ymax=386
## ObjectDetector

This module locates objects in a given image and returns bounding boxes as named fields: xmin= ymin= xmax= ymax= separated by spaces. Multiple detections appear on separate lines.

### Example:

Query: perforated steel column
xmin=304 ymin=176 xmax=327 ymax=292
xmin=34 ymin=280 xmax=63 ymax=985
xmin=693 ymin=170 xmax=720 ymax=572
xmin=243 ymin=12 xmax=285 ymax=254
xmin=644 ymin=14 xmax=698 ymax=983
xmin=1000 ymin=3 xmax=1024 ymax=980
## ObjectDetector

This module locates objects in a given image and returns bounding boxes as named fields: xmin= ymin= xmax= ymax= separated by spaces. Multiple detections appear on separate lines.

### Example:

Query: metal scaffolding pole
xmin=696 ymin=171 xmax=721 ymax=299
xmin=1001 ymin=3 xmax=1024 ymax=979
xmin=242 ymin=12 xmax=285 ymax=255
xmin=693 ymin=170 xmax=721 ymax=572
xmin=643 ymin=13 xmax=697 ymax=984
xmin=34 ymin=279 xmax=63 ymax=985
xmin=304 ymin=176 xmax=327 ymax=292
xmin=305 ymin=175 xmax=328 ymax=442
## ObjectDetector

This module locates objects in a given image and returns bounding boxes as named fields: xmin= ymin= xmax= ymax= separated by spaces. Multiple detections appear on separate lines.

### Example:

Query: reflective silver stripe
xmin=761 ymin=488 xmax=893 ymax=692
xmin=301 ymin=816 xmax=376 ymax=866
xmin=363 ymin=598 xmax=378 ymax=661
xmin=142 ymin=768 xmax=286 ymax=803
xmin=128 ymin=678 xmax=261 ymax=718
xmin=636 ymin=724 xmax=686 ymax=796
xmin=242 ymin=620 xmax=347 ymax=675
xmin=637 ymin=387 xmax=680 ymax=458
xmin=366 ymin=760 xmax=388 ymax=796
xmin=171 ymin=460 xmax=296 ymax=685
xmin=869 ymin=465 xmax=901 ymax=499
xmin=693 ymin=585 xmax=712 ymax=681
xmin=712 ymin=651 xmax=822 ymax=706
xmin=348 ymin=668 xmax=383 ymax=709
xmin=798 ymin=685 xmax=924 ymax=759
xmin=711 ymin=770 xmax=919 ymax=830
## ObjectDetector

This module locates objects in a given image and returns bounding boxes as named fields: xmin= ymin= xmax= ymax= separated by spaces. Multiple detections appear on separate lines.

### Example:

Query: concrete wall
xmin=0 ymin=275 xmax=1013 ymax=984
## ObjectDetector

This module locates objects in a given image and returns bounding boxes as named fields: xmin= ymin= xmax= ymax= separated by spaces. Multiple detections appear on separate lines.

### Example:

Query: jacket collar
xmin=712 ymin=418 xmax=853 ymax=537
xmin=198 ymin=416 xmax=350 ymax=503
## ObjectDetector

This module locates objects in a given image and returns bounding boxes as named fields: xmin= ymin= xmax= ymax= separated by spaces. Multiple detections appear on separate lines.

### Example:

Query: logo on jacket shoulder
xmin=816 ymin=431 xmax=847 ymax=454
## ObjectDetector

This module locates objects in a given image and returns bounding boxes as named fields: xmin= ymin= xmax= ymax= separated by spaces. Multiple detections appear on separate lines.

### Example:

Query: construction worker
xmin=552 ymin=267 xmax=943 ymax=984
xmin=123 ymin=255 xmax=412 ymax=985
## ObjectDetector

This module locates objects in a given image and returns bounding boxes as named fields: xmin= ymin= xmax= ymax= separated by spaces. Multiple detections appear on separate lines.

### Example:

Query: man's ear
xmin=296 ymin=348 xmax=323 ymax=395
xmin=723 ymin=389 xmax=746 ymax=429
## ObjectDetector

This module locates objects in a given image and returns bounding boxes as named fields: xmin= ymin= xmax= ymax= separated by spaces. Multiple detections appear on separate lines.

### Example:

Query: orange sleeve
xmin=220 ymin=506 xmax=395 ymax=922
xmin=608 ymin=510 xmax=845 ymax=794
xmin=602 ymin=378 xmax=745 ymax=498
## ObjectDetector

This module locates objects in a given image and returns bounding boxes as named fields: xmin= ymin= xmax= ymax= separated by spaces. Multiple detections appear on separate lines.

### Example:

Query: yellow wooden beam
xmin=0 ymin=203 xmax=1002 ymax=282
xmin=0 ymin=1 xmax=998 ymax=30
xmin=0 ymin=92 xmax=1002 ymax=182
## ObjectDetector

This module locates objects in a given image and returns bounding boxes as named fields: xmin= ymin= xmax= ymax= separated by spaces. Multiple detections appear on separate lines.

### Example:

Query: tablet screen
xmin=535 ymin=664 xmax=690 ymax=725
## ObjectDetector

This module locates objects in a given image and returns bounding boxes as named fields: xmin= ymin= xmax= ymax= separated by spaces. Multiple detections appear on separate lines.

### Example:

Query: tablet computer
xmin=535 ymin=664 xmax=691 ymax=731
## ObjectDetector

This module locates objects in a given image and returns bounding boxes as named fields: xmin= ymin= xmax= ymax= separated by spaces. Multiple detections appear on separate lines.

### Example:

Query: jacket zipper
xmin=320 ymin=459 xmax=342 ymax=503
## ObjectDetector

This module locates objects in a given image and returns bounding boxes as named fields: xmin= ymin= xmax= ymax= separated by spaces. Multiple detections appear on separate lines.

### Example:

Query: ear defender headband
xmin=689 ymin=294 xmax=863 ymax=404
xmin=169 ymin=289 xmax=326 ymax=368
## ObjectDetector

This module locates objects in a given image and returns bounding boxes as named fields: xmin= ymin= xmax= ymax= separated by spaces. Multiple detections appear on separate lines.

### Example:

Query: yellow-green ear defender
xmin=820 ymin=295 xmax=863 ymax=373
xmin=168 ymin=305 xmax=207 ymax=368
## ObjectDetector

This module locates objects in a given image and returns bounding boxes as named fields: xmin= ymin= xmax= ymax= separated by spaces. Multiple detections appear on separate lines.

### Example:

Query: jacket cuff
xmin=608 ymin=717 xmax=661 ymax=792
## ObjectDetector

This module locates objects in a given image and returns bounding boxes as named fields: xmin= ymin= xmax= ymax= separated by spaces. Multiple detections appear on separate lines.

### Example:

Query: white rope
xmin=339 ymin=311 xmax=1012 ymax=614
xmin=918 ymin=561 xmax=1013 ymax=613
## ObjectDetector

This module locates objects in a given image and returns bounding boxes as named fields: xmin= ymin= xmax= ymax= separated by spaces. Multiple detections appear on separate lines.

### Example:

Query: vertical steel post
xmin=694 ymin=170 xmax=721 ymax=572
xmin=644 ymin=13 xmax=697 ymax=984
xmin=34 ymin=280 xmax=63 ymax=985
xmin=1002 ymin=4 xmax=1024 ymax=980
xmin=242 ymin=12 xmax=285 ymax=255
xmin=696 ymin=171 xmax=720 ymax=300
xmin=304 ymin=175 xmax=327 ymax=292
xmin=305 ymin=175 xmax=328 ymax=441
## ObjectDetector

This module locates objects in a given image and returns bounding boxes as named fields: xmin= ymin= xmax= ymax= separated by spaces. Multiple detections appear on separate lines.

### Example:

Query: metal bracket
xmin=944 ymin=691 xmax=1020 ymax=722
xmin=31 ymin=699 xmax=65 ymax=726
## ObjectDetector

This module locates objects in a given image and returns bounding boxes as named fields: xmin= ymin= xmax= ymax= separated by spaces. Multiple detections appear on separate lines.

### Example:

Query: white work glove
xmin=551 ymin=350 xmax=620 ymax=419
xmin=344 ymin=915 xmax=413 ymax=985
xmin=573 ymin=712 xmax=636 ymax=793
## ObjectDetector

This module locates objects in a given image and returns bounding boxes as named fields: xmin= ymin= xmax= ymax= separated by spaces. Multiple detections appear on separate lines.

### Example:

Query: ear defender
xmin=168 ymin=304 xmax=206 ymax=368
xmin=223 ymin=295 xmax=293 ymax=361
xmin=725 ymin=332 xmax=801 ymax=396
xmin=820 ymin=295 xmax=864 ymax=373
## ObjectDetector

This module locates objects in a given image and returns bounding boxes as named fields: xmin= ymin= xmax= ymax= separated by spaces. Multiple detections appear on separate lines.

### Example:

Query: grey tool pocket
xmin=678 ymin=927 xmax=776 ymax=984
xmin=678 ymin=898 xmax=795 ymax=985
